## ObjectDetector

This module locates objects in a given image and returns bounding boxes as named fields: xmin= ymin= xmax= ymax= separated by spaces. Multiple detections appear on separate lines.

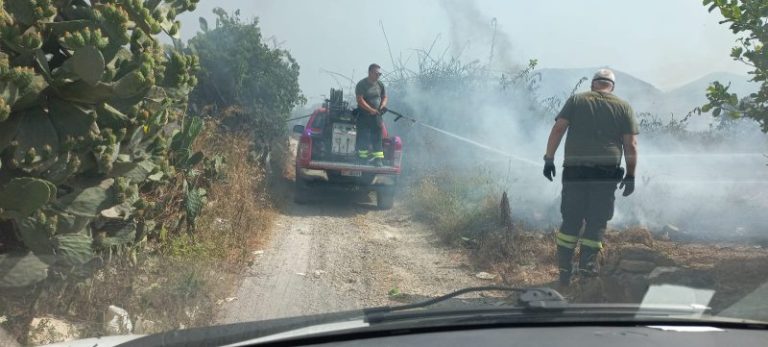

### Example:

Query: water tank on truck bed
xmin=292 ymin=89 xmax=403 ymax=209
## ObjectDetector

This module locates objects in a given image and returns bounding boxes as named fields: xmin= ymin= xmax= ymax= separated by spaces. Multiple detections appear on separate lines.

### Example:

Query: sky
xmin=176 ymin=0 xmax=750 ymax=104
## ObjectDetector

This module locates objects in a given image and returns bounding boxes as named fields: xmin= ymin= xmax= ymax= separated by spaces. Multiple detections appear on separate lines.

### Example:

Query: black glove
xmin=620 ymin=175 xmax=635 ymax=197
xmin=543 ymin=156 xmax=556 ymax=181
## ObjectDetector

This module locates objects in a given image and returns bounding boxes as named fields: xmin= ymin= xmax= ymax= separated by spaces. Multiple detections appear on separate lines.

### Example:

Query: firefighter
xmin=355 ymin=63 xmax=388 ymax=167
xmin=543 ymin=68 xmax=639 ymax=286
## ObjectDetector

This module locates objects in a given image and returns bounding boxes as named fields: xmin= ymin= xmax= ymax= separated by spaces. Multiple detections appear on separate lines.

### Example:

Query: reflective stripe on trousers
xmin=556 ymin=232 xmax=603 ymax=250
xmin=556 ymin=232 xmax=577 ymax=249
xmin=580 ymin=238 xmax=603 ymax=249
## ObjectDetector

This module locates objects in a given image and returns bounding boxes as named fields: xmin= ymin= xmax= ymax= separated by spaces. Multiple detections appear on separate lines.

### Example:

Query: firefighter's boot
xmin=369 ymin=151 xmax=384 ymax=167
xmin=356 ymin=150 xmax=369 ymax=165
xmin=557 ymin=245 xmax=575 ymax=286
xmin=578 ymin=244 xmax=602 ymax=278
xmin=555 ymin=232 xmax=578 ymax=286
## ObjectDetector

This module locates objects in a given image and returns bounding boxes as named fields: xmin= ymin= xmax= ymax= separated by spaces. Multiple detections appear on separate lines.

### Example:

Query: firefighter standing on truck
xmin=543 ymin=68 xmax=639 ymax=286
xmin=355 ymin=63 xmax=388 ymax=167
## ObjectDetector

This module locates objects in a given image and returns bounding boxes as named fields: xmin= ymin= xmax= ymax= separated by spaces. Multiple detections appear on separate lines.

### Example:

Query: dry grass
xmin=406 ymin=165 xmax=768 ymax=313
xmin=485 ymin=226 xmax=768 ymax=309
xmin=475 ymin=230 xmax=559 ymax=287
xmin=603 ymin=227 xmax=655 ymax=248
xmin=191 ymin=120 xmax=275 ymax=265
xmin=405 ymin=172 xmax=498 ymax=244
xmin=404 ymin=171 xmax=561 ymax=286
xmin=406 ymin=171 xmax=768 ymax=295
xmin=131 ymin=119 xmax=277 ymax=330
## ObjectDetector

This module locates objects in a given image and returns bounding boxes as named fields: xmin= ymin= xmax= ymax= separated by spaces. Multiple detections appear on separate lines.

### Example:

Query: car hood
xmin=39 ymin=334 xmax=144 ymax=347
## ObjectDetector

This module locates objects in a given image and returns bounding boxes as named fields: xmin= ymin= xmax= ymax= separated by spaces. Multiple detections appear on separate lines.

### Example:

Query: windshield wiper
xmin=361 ymin=286 xmax=723 ymax=325
xmin=364 ymin=286 xmax=567 ymax=316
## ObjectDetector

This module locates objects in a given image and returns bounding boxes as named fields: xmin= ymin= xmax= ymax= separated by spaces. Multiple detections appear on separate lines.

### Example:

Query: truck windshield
xmin=311 ymin=112 xmax=328 ymax=129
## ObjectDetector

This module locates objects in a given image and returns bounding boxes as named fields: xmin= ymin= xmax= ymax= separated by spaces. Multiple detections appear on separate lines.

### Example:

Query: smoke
xmin=617 ymin=123 xmax=768 ymax=239
xmin=439 ymin=0 xmax=518 ymax=71
xmin=384 ymin=0 xmax=768 ymax=242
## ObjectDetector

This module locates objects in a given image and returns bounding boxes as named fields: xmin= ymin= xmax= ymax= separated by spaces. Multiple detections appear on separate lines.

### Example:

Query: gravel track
xmin=218 ymin=195 xmax=485 ymax=324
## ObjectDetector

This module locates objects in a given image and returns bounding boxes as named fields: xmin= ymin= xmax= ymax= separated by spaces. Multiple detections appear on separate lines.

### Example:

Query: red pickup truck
xmin=292 ymin=91 xmax=403 ymax=209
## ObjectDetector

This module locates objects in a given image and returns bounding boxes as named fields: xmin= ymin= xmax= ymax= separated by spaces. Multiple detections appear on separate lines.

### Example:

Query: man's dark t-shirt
xmin=355 ymin=78 xmax=386 ymax=111
xmin=556 ymin=91 xmax=639 ymax=167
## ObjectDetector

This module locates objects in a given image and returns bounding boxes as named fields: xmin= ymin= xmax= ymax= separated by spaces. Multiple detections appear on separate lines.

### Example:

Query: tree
xmin=703 ymin=0 xmax=768 ymax=132
xmin=188 ymin=8 xmax=305 ymax=148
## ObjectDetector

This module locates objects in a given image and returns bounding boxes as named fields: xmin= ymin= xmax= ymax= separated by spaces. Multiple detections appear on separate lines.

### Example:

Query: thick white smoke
xmin=383 ymin=0 xmax=768 ymax=241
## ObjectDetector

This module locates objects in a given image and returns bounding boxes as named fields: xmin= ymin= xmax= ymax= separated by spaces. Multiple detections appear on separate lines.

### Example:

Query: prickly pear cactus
xmin=0 ymin=0 xmax=200 ymax=287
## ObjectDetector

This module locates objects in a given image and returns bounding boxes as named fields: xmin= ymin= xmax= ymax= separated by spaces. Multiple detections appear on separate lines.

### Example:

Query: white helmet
xmin=593 ymin=68 xmax=616 ymax=84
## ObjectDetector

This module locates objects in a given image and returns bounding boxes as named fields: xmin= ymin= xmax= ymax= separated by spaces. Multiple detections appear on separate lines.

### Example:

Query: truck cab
xmin=293 ymin=89 xmax=403 ymax=209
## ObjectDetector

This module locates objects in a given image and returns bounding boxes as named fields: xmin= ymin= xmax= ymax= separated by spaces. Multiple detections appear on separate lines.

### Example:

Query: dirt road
xmin=218 ymin=196 xmax=487 ymax=324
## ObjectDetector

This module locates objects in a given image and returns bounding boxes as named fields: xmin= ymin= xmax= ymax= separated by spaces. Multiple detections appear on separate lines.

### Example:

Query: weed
xmin=163 ymin=233 xmax=215 ymax=259
xmin=388 ymin=288 xmax=401 ymax=297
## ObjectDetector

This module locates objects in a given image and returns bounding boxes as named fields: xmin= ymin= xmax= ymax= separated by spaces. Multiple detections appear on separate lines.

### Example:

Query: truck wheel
xmin=294 ymin=179 xmax=310 ymax=204
xmin=376 ymin=187 xmax=395 ymax=210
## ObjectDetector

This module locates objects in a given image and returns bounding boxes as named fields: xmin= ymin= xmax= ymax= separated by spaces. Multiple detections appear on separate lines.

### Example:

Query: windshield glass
xmin=1 ymin=0 xmax=767 ymax=345
xmin=310 ymin=112 xmax=327 ymax=129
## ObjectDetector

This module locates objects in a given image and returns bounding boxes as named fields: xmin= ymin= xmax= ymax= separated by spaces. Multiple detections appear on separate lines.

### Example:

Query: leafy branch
xmin=702 ymin=0 xmax=768 ymax=133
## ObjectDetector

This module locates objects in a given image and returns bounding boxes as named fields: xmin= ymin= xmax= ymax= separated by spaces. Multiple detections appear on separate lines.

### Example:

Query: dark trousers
xmin=556 ymin=165 xmax=621 ymax=281
xmin=560 ymin=166 xmax=620 ymax=243
xmin=356 ymin=114 xmax=383 ymax=154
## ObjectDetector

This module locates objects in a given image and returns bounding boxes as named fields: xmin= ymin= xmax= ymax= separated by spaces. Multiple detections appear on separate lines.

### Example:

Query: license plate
xmin=340 ymin=170 xmax=362 ymax=177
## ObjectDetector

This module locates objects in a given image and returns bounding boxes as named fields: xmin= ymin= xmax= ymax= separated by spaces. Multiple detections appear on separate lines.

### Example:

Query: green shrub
xmin=188 ymin=8 xmax=305 ymax=159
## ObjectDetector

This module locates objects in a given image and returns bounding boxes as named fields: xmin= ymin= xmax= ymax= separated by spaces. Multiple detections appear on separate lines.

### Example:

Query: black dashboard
xmin=297 ymin=326 xmax=768 ymax=347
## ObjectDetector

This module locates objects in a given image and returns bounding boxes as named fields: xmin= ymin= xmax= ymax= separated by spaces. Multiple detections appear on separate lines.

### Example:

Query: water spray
xmin=382 ymin=108 xmax=540 ymax=166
